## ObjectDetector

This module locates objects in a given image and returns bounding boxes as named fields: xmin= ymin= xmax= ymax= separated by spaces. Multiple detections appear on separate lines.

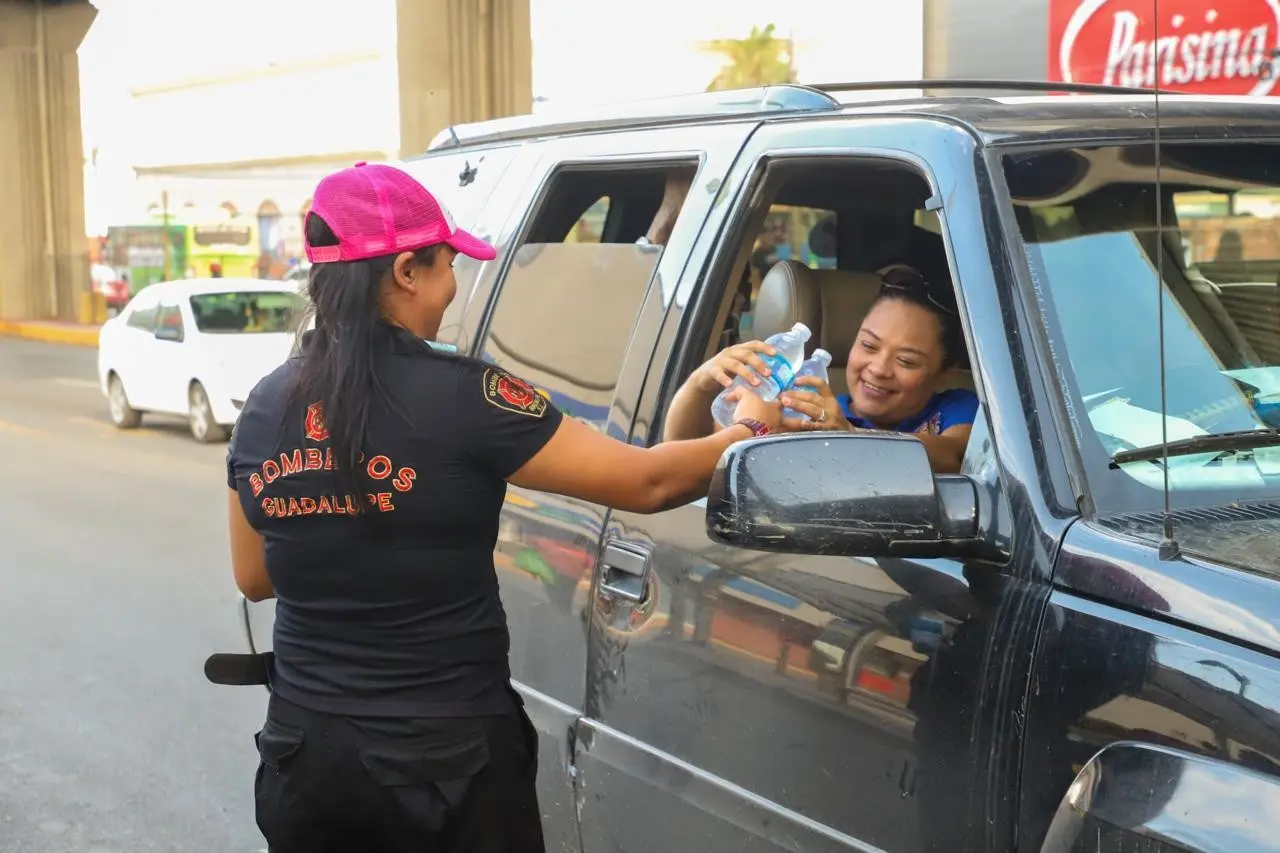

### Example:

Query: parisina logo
xmin=1052 ymin=0 xmax=1280 ymax=95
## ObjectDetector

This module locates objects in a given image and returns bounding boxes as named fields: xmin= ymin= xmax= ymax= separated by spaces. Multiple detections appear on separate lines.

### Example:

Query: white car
xmin=97 ymin=278 xmax=305 ymax=442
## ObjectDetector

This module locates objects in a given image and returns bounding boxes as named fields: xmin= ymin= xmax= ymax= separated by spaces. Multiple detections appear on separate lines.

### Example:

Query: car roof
xmin=413 ymin=82 xmax=1280 ymax=155
xmin=142 ymin=277 xmax=302 ymax=298
xmin=852 ymin=94 xmax=1280 ymax=144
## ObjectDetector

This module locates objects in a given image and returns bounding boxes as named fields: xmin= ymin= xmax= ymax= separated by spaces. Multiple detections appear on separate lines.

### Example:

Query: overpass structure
xmin=0 ymin=0 xmax=531 ymax=323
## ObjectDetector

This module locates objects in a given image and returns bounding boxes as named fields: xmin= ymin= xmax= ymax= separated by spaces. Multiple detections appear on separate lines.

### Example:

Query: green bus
xmin=106 ymin=218 xmax=259 ymax=294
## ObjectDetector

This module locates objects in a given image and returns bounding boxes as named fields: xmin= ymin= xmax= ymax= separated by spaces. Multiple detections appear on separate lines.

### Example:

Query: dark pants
xmin=254 ymin=691 xmax=545 ymax=852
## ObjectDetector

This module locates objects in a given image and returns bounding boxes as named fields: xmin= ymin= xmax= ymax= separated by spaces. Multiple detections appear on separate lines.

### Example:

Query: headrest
xmin=752 ymin=260 xmax=821 ymax=342
xmin=814 ymin=269 xmax=883 ymax=363
xmin=753 ymin=260 xmax=883 ymax=362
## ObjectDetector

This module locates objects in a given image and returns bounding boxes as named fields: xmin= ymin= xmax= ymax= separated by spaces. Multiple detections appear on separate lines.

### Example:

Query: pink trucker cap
xmin=304 ymin=162 xmax=496 ymax=264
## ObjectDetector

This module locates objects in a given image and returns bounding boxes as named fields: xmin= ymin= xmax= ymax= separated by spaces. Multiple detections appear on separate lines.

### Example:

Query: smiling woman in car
xmin=665 ymin=266 xmax=978 ymax=474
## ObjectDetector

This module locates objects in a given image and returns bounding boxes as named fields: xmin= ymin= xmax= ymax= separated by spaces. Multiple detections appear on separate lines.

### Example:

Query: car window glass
xmin=189 ymin=291 xmax=304 ymax=334
xmin=156 ymin=303 xmax=184 ymax=340
xmin=731 ymin=204 xmax=838 ymax=345
xmin=480 ymin=163 xmax=695 ymax=431
xmin=752 ymin=205 xmax=838 ymax=274
xmin=1004 ymin=143 xmax=1280 ymax=509
xmin=481 ymin=243 xmax=660 ymax=432
xmin=126 ymin=290 xmax=160 ymax=331
xmin=564 ymin=197 xmax=611 ymax=243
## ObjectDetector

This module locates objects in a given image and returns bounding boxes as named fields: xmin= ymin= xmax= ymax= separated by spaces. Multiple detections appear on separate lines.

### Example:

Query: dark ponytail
xmin=291 ymin=213 xmax=436 ymax=511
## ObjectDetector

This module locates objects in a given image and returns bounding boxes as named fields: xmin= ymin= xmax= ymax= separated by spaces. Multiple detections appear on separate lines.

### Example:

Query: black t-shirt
xmin=226 ymin=325 xmax=563 ymax=717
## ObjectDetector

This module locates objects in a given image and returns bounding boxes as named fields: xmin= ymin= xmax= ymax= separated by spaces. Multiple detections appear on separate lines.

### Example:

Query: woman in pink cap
xmin=224 ymin=162 xmax=783 ymax=852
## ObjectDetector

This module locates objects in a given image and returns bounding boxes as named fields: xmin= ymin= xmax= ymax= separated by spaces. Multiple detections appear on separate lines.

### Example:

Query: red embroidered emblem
xmin=482 ymin=368 xmax=548 ymax=418
xmin=304 ymin=401 xmax=330 ymax=442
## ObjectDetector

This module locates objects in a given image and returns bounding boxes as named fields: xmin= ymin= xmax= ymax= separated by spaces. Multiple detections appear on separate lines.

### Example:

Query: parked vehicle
xmin=90 ymin=262 xmax=130 ymax=314
xmin=225 ymin=81 xmax=1280 ymax=852
xmin=97 ymin=277 xmax=304 ymax=442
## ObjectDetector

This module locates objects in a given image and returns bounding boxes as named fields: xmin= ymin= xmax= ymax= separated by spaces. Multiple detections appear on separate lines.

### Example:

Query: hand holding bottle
xmin=778 ymin=375 xmax=854 ymax=432
xmin=709 ymin=323 xmax=811 ymax=427
xmin=721 ymin=384 xmax=784 ymax=433
xmin=689 ymin=341 xmax=778 ymax=394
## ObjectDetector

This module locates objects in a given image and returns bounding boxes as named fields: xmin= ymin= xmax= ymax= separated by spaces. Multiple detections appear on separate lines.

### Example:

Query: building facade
xmin=83 ymin=0 xmax=532 ymax=281
xmin=87 ymin=0 xmax=924 ymax=270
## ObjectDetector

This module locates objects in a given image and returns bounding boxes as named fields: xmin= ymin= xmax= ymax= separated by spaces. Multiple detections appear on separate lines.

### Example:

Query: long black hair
xmin=291 ymin=212 xmax=439 ymax=509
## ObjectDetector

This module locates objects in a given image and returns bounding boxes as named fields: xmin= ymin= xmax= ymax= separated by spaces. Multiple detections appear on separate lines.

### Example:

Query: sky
xmin=80 ymin=0 xmax=924 ymax=148
xmin=77 ymin=0 xmax=924 ymax=231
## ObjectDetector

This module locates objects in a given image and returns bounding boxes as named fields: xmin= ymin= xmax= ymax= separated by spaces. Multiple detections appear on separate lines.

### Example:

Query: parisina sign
xmin=1050 ymin=0 xmax=1280 ymax=95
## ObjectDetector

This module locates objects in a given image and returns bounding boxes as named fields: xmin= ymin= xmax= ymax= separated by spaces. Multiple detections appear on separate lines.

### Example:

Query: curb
xmin=0 ymin=320 xmax=99 ymax=347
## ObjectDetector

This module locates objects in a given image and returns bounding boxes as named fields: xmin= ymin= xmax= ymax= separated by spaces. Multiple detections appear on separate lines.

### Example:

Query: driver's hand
xmin=778 ymin=376 xmax=854 ymax=432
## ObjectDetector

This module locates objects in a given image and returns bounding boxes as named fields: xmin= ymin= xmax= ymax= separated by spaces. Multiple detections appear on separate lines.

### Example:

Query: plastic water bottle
xmin=782 ymin=349 xmax=833 ymax=422
xmin=710 ymin=322 xmax=811 ymax=427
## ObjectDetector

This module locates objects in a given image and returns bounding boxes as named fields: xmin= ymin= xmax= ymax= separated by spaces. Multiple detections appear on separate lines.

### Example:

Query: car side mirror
xmin=155 ymin=325 xmax=183 ymax=343
xmin=706 ymin=432 xmax=986 ymax=559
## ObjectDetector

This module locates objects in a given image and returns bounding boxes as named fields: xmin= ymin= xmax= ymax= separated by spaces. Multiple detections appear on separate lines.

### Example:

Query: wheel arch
xmin=1039 ymin=740 xmax=1280 ymax=853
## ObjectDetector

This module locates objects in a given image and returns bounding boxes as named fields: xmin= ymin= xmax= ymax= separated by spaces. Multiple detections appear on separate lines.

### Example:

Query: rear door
xmin=470 ymin=122 xmax=758 ymax=852
xmin=150 ymin=295 xmax=190 ymax=414
xmin=113 ymin=287 xmax=163 ymax=411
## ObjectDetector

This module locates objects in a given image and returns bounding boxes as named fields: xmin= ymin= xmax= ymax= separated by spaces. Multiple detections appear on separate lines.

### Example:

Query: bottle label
xmin=763 ymin=354 xmax=795 ymax=391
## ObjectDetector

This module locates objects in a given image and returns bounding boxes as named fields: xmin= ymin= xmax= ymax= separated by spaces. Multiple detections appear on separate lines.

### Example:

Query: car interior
xmin=1006 ymin=144 xmax=1280 ymax=375
xmin=534 ymin=158 xmax=979 ymax=407
xmin=700 ymin=160 xmax=976 ymax=397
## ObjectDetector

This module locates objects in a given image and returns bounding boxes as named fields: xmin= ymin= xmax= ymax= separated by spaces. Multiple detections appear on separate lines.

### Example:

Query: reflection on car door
xmin=573 ymin=120 xmax=1063 ymax=853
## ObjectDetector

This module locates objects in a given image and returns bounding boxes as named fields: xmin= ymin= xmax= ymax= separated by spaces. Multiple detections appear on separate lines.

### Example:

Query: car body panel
xmin=223 ymin=92 xmax=1280 ymax=853
xmin=571 ymin=115 xmax=1069 ymax=853
xmin=1023 ymin=549 xmax=1280 ymax=851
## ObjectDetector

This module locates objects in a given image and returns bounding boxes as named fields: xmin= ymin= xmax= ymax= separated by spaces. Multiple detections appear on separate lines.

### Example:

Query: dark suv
xmin=228 ymin=82 xmax=1280 ymax=852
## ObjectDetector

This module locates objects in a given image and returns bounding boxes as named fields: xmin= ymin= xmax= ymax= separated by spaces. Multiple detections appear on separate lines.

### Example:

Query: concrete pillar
xmin=922 ymin=0 xmax=948 ymax=80
xmin=0 ymin=0 xmax=95 ymax=322
xmin=396 ymin=0 xmax=532 ymax=159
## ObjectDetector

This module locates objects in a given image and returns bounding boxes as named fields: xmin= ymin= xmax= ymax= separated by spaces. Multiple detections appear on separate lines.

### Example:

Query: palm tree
xmin=702 ymin=24 xmax=797 ymax=92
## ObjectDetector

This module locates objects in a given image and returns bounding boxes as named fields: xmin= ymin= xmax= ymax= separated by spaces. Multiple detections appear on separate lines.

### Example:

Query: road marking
xmin=66 ymin=415 xmax=146 ymax=437
xmin=0 ymin=419 xmax=44 ymax=435
xmin=53 ymin=377 xmax=100 ymax=390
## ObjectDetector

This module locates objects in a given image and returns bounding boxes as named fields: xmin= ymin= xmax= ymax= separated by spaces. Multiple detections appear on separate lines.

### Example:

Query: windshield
xmin=1003 ymin=142 xmax=1280 ymax=512
xmin=189 ymin=291 xmax=303 ymax=334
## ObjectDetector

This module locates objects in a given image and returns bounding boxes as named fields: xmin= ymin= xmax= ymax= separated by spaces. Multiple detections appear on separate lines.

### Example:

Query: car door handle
xmin=599 ymin=541 xmax=651 ymax=603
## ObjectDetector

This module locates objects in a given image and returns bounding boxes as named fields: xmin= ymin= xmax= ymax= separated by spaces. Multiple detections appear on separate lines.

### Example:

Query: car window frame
xmin=651 ymin=150 xmax=982 ymax=441
xmin=469 ymin=151 xmax=704 ymax=435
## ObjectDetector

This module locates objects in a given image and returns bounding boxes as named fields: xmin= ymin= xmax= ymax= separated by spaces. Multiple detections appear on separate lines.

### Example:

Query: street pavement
xmin=0 ymin=337 xmax=268 ymax=851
